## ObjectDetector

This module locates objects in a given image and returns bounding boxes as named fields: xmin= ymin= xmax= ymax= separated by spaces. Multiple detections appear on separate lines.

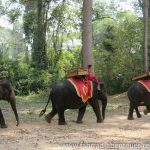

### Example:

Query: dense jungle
xmin=1 ymin=0 xmax=150 ymax=150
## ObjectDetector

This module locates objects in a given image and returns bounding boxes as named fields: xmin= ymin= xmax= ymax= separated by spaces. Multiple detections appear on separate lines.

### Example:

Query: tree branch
xmin=92 ymin=16 xmax=114 ymax=22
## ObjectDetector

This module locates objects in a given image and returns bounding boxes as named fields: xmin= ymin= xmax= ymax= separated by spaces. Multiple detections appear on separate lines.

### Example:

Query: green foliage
xmin=0 ymin=0 xmax=145 ymax=96
xmin=0 ymin=66 xmax=8 ymax=79
xmin=7 ymin=9 xmax=21 ymax=23
xmin=57 ymin=48 xmax=81 ymax=79
xmin=7 ymin=60 xmax=53 ymax=95
xmin=23 ymin=10 xmax=37 ymax=43
xmin=94 ymin=11 xmax=143 ymax=94
xmin=15 ymin=68 xmax=53 ymax=95
xmin=0 ymin=0 xmax=22 ymax=23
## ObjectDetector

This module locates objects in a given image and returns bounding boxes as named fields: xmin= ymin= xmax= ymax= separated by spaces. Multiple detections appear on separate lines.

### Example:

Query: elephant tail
xmin=39 ymin=92 xmax=52 ymax=117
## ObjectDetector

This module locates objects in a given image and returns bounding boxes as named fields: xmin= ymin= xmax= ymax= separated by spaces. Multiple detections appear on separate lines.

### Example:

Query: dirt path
xmin=0 ymin=108 xmax=150 ymax=150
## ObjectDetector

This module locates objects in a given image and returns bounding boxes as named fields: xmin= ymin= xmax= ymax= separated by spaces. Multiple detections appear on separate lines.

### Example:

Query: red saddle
xmin=67 ymin=78 xmax=93 ymax=103
xmin=138 ymin=79 xmax=150 ymax=92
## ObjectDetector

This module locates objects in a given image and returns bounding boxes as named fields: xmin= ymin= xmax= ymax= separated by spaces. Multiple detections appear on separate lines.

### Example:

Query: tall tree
xmin=143 ymin=0 xmax=149 ymax=70
xmin=82 ymin=0 xmax=94 ymax=74
xmin=32 ymin=0 xmax=47 ymax=69
xmin=23 ymin=0 xmax=52 ymax=69
xmin=138 ymin=0 xmax=149 ymax=70
xmin=148 ymin=0 xmax=150 ymax=67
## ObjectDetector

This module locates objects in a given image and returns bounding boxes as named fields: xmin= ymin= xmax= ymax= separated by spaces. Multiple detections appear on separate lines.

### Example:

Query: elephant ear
xmin=97 ymin=90 xmax=105 ymax=99
xmin=99 ymin=82 xmax=106 ymax=92
xmin=98 ymin=82 xmax=107 ymax=98
xmin=0 ymin=88 xmax=11 ymax=101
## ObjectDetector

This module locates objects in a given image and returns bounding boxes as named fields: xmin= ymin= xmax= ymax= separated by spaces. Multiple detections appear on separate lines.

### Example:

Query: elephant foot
xmin=59 ymin=121 xmax=67 ymax=125
xmin=97 ymin=119 xmax=103 ymax=123
xmin=127 ymin=116 xmax=134 ymax=120
xmin=144 ymin=109 xmax=148 ymax=115
xmin=45 ymin=116 xmax=51 ymax=123
xmin=1 ymin=124 xmax=7 ymax=128
xmin=137 ymin=114 xmax=142 ymax=118
xmin=76 ymin=120 xmax=83 ymax=124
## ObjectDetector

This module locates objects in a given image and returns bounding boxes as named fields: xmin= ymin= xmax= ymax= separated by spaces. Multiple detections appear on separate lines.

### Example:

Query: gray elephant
xmin=39 ymin=79 xmax=107 ymax=125
xmin=127 ymin=81 xmax=150 ymax=120
xmin=0 ymin=79 xmax=19 ymax=128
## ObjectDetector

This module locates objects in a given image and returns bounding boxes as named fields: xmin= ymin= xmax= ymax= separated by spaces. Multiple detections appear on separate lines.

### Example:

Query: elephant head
xmin=0 ymin=79 xmax=19 ymax=127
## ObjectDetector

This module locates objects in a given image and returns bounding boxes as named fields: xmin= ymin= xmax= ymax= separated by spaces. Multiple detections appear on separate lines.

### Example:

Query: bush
xmin=15 ymin=68 xmax=53 ymax=95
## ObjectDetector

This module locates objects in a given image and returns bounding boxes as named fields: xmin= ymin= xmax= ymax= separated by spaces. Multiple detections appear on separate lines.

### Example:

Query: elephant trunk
xmin=101 ymin=96 xmax=107 ymax=120
xmin=99 ymin=82 xmax=107 ymax=120
xmin=10 ymin=90 xmax=19 ymax=126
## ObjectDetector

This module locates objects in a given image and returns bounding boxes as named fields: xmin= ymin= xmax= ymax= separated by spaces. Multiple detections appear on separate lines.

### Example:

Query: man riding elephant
xmin=40 ymin=66 xmax=107 ymax=125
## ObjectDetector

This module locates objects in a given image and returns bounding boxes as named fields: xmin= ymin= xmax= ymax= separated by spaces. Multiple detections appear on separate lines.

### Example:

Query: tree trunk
xmin=143 ymin=0 xmax=149 ymax=70
xmin=138 ymin=0 xmax=149 ymax=70
xmin=148 ymin=0 xmax=150 ymax=67
xmin=23 ymin=0 xmax=37 ymax=64
xmin=82 ymin=0 xmax=94 ymax=74
xmin=32 ymin=0 xmax=48 ymax=69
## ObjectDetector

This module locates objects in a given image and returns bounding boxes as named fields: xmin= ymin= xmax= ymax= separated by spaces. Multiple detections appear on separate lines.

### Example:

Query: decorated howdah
xmin=66 ymin=68 xmax=90 ymax=78
xmin=132 ymin=70 xmax=150 ymax=81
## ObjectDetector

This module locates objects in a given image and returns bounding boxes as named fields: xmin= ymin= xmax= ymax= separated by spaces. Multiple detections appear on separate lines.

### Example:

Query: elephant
xmin=39 ymin=79 xmax=107 ymax=125
xmin=127 ymin=81 xmax=150 ymax=120
xmin=0 ymin=79 xmax=19 ymax=128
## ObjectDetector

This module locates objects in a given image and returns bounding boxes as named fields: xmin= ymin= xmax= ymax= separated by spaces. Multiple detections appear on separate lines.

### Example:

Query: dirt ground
xmin=0 ymin=94 xmax=150 ymax=150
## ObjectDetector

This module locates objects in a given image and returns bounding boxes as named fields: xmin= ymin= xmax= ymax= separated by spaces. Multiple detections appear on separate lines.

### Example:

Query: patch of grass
xmin=16 ymin=91 xmax=50 ymax=108
xmin=0 ymin=93 xmax=51 ymax=117
xmin=106 ymin=93 xmax=129 ymax=116
xmin=0 ymin=92 xmax=130 ymax=120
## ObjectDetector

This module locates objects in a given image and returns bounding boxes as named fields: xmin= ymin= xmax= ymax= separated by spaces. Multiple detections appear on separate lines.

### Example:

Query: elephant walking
xmin=40 ymin=79 xmax=107 ymax=125
xmin=0 ymin=79 xmax=19 ymax=128
xmin=127 ymin=81 xmax=150 ymax=120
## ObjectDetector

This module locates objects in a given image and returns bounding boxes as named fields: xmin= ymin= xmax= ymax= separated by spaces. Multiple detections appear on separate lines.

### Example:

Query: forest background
xmin=0 ymin=0 xmax=146 ymax=95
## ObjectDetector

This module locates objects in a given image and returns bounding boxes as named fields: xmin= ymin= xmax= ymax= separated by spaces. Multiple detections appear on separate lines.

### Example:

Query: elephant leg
xmin=58 ymin=110 xmax=66 ymax=125
xmin=0 ymin=108 xmax=7 ymax=128
xmin=45 ymin=109 xmax=57 ymax=123
xmin=135 ymin=107 xmax=142 ymax=118
xmin=76 ymin=105 xmax=86 ymax=124
xmin=128 ymin=104 xmax=134 ymax=120
xmin=144 ymin=106 xmax=150 ymax=115
xmin=146 ymin=106 xmax=150 ymax=112
xmin=89 ymin=99 xmax=103 ymax=123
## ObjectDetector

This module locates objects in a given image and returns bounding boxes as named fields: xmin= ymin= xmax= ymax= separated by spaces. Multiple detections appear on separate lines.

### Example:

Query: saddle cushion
xmin=138 ymin=79 xmax=150 ymax=92
xmin=67 ymin=78 xmax=93 ymax=103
